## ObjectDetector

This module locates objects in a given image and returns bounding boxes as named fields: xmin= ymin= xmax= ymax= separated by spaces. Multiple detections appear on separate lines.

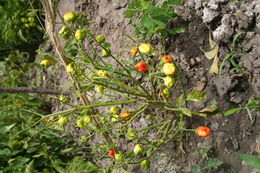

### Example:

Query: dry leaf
xmin=195 ymin=107 xmax=219 ymax=117
xmin=195 ymin=81 xmax=206 ymax=91
xmin=209 ymin=31 xmax=216 ymax=49
xmin=204 ymin=45 xmax=219 ymax=60
xmin=209 ymin=56 xmax=219 ymax=74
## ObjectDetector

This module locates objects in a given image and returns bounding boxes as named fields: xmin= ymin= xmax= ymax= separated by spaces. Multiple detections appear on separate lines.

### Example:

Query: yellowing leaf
xmin=194 ymin=107 xmax=220 ymax=117
xmin=209 ymin=31 xmax=216 ymax=49
xmin=204 ymin=45 xmax=219 ymax=60
xmin=179 ymin=108 xmax=192 ymax=117
xmin=187 ymin=90 xmax=207 ymax=102
xmin=209 ymin=56 xmax=219 ymax=74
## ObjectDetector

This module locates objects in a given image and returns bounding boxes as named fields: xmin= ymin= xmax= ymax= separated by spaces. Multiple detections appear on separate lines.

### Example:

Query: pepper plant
xmin=35 ymin=0 xmax=217 ymax=172
xmin=124 ymin=0 xmax=185 ymax=39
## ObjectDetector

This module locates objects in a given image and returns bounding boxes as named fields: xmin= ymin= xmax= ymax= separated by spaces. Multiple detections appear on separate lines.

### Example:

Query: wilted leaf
xmin=209 ymin=56 xmax=219 ymax=74
xmin=195 ymin=81 xmax=206 ymax=91
xmin=204 ymin=45 xmax=219 ymax=60
xmin=235 ymin=152 xmax=260 ymax=170
xmin=187 ymin=90 xmax=207 ymax=102
xmin=209 ymin=31 xmax=217 ymax=49
xmin=194 ymin=107 xmax=220 ymax=117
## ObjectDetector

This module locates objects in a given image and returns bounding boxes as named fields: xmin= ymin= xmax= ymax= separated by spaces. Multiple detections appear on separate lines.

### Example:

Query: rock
xmin=229 ymin=92 xmax=243 ymax=104
xmin=210 ymin=121 xmax=219 ymax=131
xmin=213 ymin=14 xmax=234 ymax=42
xmin=202 ymin=8 xmax=220 ymax=23
xmin=212 ymin=77 xmax=238 ymax=98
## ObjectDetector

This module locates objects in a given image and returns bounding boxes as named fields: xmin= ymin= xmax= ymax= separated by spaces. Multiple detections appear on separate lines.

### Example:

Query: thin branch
xmin=0 ymin=87 xmax=72 ymax=95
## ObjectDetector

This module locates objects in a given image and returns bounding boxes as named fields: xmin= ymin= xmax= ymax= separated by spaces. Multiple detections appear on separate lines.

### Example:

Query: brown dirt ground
xmin=41 ymin=0 xmax=260 ymax=172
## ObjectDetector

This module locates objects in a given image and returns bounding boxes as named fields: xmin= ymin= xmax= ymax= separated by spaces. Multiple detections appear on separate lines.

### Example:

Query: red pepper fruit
xmin=162 ymin=55 xmax=173 ymax=63
xmin=120 ymin=111 xmax=131 ymax=121
xmin=131 ymin=47 xmax=138 ymax=57
xmin=108 ymin=149 xmax=116 ymax=158
xmin=135 ymin=62 xmax=148 ymax=72
xmin=196 ymin=126 xmax=211 ymax=137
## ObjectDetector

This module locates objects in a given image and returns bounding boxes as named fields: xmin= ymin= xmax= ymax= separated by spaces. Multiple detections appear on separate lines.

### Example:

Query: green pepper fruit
xmin=163 ymin=76 xmax=176 ymax=88
xmin=140 ymin=159 xmax=150 ymax=170
xmin=63 ymin=11 xmax=76 ymax=23
xmin=76 ymin=118 xmax=86 ymax=128
xmin=126 ymin=132 xmax=138 ymax=140
xmin=59 ymin=95 xmax=68 ymax=104
xmin=58 ymin=26 xmax=72 ymax=40
xmin=109 ymin=106 xmax=119 ymax=114
xmin=96 ymin=85 xmax=104 ymax=94
xmin=58 ymin=116 xmax=69 ymax=126
xmin=96 ymin=34 xmax=106 ymax=43
xmin=115 ymin=153 xmax=125 ymax=161
xmin=162 ymin=88 xmax=172 ymax=99
xmin=75 ymin=29 xmax=87 ymax=40
xmin=102 ymin=48 xmax=110 ymax=57
xmin=133 ymin=144 xmax=143 ymax=155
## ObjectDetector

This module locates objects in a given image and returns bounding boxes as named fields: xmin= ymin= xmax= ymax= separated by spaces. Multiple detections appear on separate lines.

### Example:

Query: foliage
xmin=124 ymin=0 xmax=185 ymax=38
xmin=235 ymin=152 xmax=260 ymax=170
xmin=31 ymin=2 xmax=220 ymax=170
xmin=219 ymin=32 xmax=245 ymax=76
xmin=189 ymin=145 xmax=223 ymax=173
xmin=0 ymin=124 xmax=80 ymax=173
xmin=0 ymin=52 xmax=44 ymax=125
xmin=0 ymin=52 xmax=90 ymax=172
xmin=224 ymin=97 xmax=260 ymax=116
xmin=0 ymin=0 xmax=43 ymax=59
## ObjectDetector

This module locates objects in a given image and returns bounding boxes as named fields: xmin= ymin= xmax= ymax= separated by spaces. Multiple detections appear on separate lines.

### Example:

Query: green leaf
xmin=0 ymin=148 xmax=11 ymax=156
xmin=0 ymin=123 xmax=16 ymax=133
xmin=139 ymin=0 xmax=150 ymax=9
xmin=204 ymin=158 xmax=223 ymax=169
xmin=177 ymin=94 xmax=185 ymax=107
xmin=24 ymin=160 xmax=35 ymax=173
xmin=224 ymin=107 xmax=244 ymax=116
xmin=59 ymin=148 xmax=75 ymax=154
xmin=232 ymin=32 xmax=245 ymax=49
xmin=66 ymin=157 xmax=101 ymax=173
xmin=187 ymin=90 xmax=207 ymax=102
xmin=51 ymin=159 xmax=65 ymax=173
xmin=179 ymin=108 xmax=192 ymax=116
xmin=147 ymin=4 xmax=174 ymax=23
xmin=167 ymin=0 xmax=183 ymax=5
xmin=235 ymin=152 xmax=260 ymax=170
xmin=141 ymin=15 xmax=165 ymax=30
xmin=189 ymin=165 xmax=201 ymax=173
xmin=146 ymin=147 xmax=154 ymax=157
xmin=246 ymin=97 xmax=260 ymax=109
xmin=124 ymin=9 xmax=138 ymax=18
xmin=172 ymin=27 xmax=186 ymax=34
xmin=133 ymin=25 xmax=147 ymax=34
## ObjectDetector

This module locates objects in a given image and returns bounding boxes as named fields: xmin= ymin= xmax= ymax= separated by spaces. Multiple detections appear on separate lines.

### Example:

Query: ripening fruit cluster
xmin=131 ymin=43 xmax=177 ymax=99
